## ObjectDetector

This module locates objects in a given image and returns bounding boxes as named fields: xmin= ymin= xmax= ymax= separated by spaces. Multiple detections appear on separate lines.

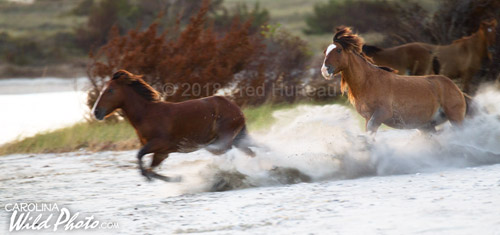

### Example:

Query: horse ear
xmin=112 ymin=72 xmax=122 ymax=80
xmin=112 ymin=70 xmax=131 ymax=80
xmin=481 ymin=19 xmax=496 ymax=27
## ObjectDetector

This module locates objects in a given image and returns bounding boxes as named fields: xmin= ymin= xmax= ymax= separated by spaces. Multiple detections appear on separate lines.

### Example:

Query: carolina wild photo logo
xmin=4 ymin=202 xmax=118 ymax=232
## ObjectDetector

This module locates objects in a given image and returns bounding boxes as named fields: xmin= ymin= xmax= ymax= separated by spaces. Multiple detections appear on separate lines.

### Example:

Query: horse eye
xmin=107 ymin=88 xmax=114 ymax=94
xmin=337 ymin=49 xmax=342 ymax=53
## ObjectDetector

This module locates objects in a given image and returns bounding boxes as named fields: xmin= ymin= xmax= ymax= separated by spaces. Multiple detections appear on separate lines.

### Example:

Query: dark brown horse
xmin=322 ymin=27 xmax=467 ymax=134
xmin=92 ymin=70 xmax=255 ymax=181
xmin=363 ymin=19 xmax=498 ymax=93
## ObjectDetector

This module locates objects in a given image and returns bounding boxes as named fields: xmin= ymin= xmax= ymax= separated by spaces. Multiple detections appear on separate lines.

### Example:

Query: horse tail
xmin=362 ymin=45 xmax=382 ymax=57
xmin=432 ymin=56 xmax=441 ymax=74
xmin=463 ymin=92 xmax=478 ymax=118
xmin=234 ymin=125 xmax=256 ymax=157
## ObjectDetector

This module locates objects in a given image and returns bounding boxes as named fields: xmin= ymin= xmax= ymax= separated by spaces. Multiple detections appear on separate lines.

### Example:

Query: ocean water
xmin=0 ymin=78 xmax=88 ymax=144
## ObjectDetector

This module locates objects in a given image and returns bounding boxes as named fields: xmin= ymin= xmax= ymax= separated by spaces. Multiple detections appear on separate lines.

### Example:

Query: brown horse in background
xmin=363 ymin=19 xmax=498 ymax=93
xmin=92 ymin=70 xmax=255 ymax=181
xmin=322 ymin=27 xmax=467 ymax=134
xmin=362 ymin=42 xmax=437 ymax=76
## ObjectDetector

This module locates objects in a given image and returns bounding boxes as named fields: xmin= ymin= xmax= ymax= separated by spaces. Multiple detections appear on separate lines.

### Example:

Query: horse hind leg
xmin=443 ymin=103 xmax=466 ymax=127
xmin=206 ymin=125 xmax=255 ymax=157
xmin=206 ymin=135 xmax=233 ymax=155
xmin=233 ymin=126 xmax=256 ymax=157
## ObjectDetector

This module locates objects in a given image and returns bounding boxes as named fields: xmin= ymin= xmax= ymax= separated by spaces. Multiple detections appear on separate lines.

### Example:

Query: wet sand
xmin=0 ymin=151 xmax=499 ymax=234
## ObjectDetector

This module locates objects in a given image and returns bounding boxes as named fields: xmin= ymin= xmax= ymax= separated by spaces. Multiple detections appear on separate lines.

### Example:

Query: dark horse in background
xmin=363 ymin=19 xmax=498 ymax=93
xmin=322 ymin=27 xmax=469 ymax=134
xmin=92 ymin=70 xmax=255 ymax=181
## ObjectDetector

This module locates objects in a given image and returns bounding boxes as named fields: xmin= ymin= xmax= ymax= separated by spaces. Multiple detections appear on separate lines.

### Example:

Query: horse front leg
xmin=137 ymin=144 xmax=153 ymax=181
xmin=145 ymin=153 xmax=181 ymax=182
xmin=366 ymin=108 xmax=392 ymax=135
xmin=461 ymin=70 xmax=474 ymax=93
xmin=137 ymin=141 xmax=163 ymax=181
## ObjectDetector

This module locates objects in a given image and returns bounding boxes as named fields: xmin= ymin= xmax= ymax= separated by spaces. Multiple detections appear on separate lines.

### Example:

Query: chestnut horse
xmin=92 ymin=70 xmax=255 ymax=181
xmin=322 ymin=27 xmax=467 ymax=134
xmin=363 ymin=19 xmax=498 ymax=93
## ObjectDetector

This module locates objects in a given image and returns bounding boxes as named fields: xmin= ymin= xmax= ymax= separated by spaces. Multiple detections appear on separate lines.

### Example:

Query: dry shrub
xmin=230 ymin=25 xmax=314 ymax=106
xmin=75 ymin=0 xmax=224 ymax=52
xmin=213 ymin=2 xmax=270 ymax=35
xmin=87 ymin=1 xmax=320 ymax=110
xmin=87 ymin=1 xmax=263 ymax=109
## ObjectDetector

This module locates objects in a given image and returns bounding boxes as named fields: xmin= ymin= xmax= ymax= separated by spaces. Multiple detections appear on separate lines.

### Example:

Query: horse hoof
xmin=144 ymin=175 xmax=153 ymax=182
xmin=140 ymin=169 xmax=153 ymax=181
xmin=170 ymin=175 xmax=182 ymax=183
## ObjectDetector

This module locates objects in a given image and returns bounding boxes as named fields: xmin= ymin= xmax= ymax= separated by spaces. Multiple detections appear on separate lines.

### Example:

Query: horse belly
xmin=387 ymin=107 xmax=447 ymax=129
xmin=384 ymin=100 xmax=443 ymax=129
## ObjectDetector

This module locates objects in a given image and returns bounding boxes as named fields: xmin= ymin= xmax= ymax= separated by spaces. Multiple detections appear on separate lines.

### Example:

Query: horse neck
xmin=120 ymin=88 xmax=156 ymax=126
xmin=341 ymin=53 xmax=377 ymax=99
xmin=460 ymin=31 xmax=488 ymax=59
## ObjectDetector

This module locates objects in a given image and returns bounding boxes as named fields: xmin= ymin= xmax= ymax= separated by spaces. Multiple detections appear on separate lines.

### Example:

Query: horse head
xmin=321 ymin=26 xmax=364 ymax=80
xmin=480 ymin=18 xmax=498 ymax=61
xmin=91 ymin=70 xmax=133 ymax=120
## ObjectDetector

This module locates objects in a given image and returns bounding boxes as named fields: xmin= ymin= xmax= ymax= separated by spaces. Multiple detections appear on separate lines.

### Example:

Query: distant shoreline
xmin=0 ymin=62 xmax=87 ymax=79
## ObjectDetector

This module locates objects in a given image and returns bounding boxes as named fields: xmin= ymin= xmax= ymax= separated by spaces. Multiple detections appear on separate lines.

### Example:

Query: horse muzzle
xmin=93 ymin=108 xmax=106 ymax=120
xmin=321 ymin=64 xmax=336 ymax=80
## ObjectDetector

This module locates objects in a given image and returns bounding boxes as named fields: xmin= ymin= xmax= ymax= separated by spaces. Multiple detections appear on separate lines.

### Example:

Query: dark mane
xmin=452 ymin=33 xmax=475 ymax=44
xmin=112 ymin=70 xmax=161 ymax=102
xmin=377 ymin=66 xmax=396 ymax=72
xmin=334 ymin=26 xmax=395 ymax=72
xmin=362 ymin=44 xmax=382 ymax=57
xmin=334 ymin=26 xmax=364 ymax=54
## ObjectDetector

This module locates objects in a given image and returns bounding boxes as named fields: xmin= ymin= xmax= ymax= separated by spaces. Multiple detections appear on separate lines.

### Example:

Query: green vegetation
xmin=244 ymin=100 xmax=347 ymax=130
xmin=0 ymin=121 xmax=138 ymax=155
xmin=244 ymin=102 xmax=305 ymax=131
xmin=0 ymin=1 xmax=84 ymax=37
xmin=224 ymin=0 xmax=329 ymax=53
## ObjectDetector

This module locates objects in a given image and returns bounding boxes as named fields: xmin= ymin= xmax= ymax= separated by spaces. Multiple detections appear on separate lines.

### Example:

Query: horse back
xmin=167 ymin=96 xmax=244 ymax=142
xmin=170 ymin=96 xmax=244 ymax=124
xmin=370 ymin=42 xmax=435 ymax=75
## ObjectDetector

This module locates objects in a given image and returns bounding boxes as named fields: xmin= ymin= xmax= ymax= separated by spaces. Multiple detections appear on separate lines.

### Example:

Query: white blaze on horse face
xmin=91 ymin=84 xmax=108 ymax=115
xmin=325 ymin=44 xmax=337 ymax=56
xmin=321 ymin=44 xmax=337 ymax=79
xmin=487 ymin=28 xmax=492 ymax=33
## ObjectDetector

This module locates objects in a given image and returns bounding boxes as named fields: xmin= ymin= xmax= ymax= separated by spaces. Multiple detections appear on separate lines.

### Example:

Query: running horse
xmin=322 ymin=27 xmax=468 ymax=134
xmin=363 ymin=19 xmax=498 ymax=93
xmin=92 ymin=70 xmax=255 ymax=181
